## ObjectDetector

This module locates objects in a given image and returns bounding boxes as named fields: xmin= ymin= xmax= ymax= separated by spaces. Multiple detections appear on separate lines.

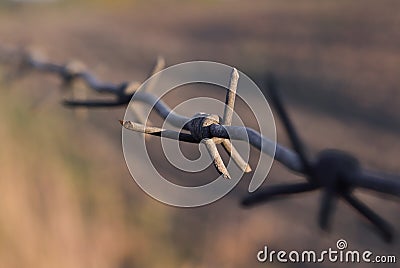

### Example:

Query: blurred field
xmin=0 ymin=0 xmax=399 ymax=267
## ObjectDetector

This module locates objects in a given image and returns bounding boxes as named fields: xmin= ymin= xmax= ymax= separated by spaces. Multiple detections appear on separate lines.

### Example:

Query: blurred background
xmin=0 ymin=0 xmax=399 ymax=267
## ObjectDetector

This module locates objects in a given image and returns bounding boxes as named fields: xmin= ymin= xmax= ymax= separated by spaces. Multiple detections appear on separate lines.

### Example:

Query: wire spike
xmin=222 ymin=68 xmax=239 ymax=126
xmin=203 ymin=138 xmax=231 ymax=179
xmin=265 ymin=74 xmax=312 ymax=175
xmin=318 ymin=188 xmax=336 ymax=230
xmin=222 ymin=139 xmax=251 ymax=173
xmin=342 ymin=192 xmax=394 ymax=242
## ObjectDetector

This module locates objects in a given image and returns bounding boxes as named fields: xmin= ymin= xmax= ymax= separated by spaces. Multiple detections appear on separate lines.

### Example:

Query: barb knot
xmin=185 ymin=112 xmax=220 ymax=142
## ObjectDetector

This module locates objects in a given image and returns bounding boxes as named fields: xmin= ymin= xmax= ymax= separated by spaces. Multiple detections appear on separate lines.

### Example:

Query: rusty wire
xmin=0 ymin=45 xmax=399 ymax=242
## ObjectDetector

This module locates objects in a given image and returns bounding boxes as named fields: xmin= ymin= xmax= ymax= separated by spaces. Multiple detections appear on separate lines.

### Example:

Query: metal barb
xmin=203 ymin=138 xmax=231 ymax=180
xmin=222 ymin=68 xmax=239 ymax=125
xmin=242 ymin=76 xmax=400 ymax=243
xmin=265 ymin=74 xmax=312 ymax=175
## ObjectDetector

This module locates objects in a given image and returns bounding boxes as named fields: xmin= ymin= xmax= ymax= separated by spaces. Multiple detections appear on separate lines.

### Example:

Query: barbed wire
xmin=0 ymin=44 xmax=399 ymax=242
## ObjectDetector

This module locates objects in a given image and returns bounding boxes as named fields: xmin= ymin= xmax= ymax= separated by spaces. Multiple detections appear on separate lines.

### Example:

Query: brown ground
xmin=0 ymin=0 xmax=399 ymax=267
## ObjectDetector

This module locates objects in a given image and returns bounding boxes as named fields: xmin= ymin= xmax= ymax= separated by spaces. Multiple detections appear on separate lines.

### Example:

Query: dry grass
xmin=0 ymin=88 xmax=190 ymax=268
xmin=0 ymin=0 xmax=399 ymax=267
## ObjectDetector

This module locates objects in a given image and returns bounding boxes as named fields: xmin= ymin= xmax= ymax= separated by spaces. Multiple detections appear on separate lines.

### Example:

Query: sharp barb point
xmin=204 ymin=139 xmax=231 ymax=179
